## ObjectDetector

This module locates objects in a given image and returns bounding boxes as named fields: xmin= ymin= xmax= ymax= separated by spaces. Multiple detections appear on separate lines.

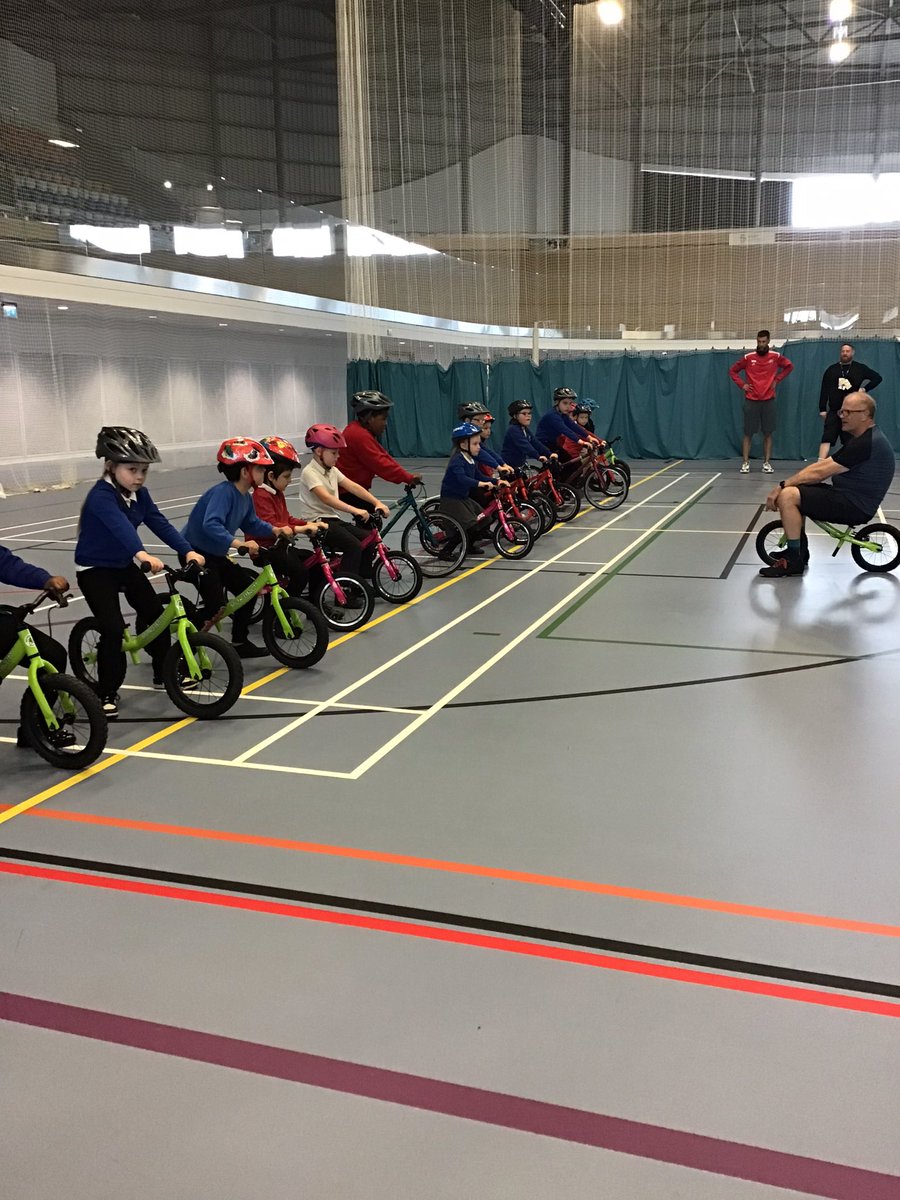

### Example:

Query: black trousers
xmin=266 ymin=540 xmax=311 ymax=597
xmin=0 ymin=616 xmax=67 ymax=674
xmin=321 ymin=518 xmax=372 ymax=578
xmin=194 ymin=555 xmax=258 ymax=644
xmin=77 ymin=565 xmax=168 ymax=697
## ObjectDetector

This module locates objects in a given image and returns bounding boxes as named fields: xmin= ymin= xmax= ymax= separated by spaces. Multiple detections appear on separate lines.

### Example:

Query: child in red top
xmin=338 ymin=391 xmax=422 ymax=508
xmin=253 ymin=437 xmax=326 ymax=596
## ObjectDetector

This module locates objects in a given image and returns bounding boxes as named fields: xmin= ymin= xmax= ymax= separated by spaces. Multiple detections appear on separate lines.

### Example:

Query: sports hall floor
xmin=2 ymin=457 xmax=899 ymax=1200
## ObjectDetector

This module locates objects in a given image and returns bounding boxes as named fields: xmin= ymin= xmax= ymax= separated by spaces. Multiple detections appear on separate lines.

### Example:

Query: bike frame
xmin=772 ymin=520 xmax=883 ymax=556
xmin=355 ymin=521 xmax=402 ymax=582
xmin=526 ymin=463 xmax=565 ymax=507
xmin=474 ymin=489 xmax=518 ymax=539
xmin=207 ymin=558 xmax=299 ymax=639
xmin=117 ymin=583 xmax=206 ymax=681
xmin=298 ymin=538 xmax=349 ymax=607
xmin=0 ymin=612 xmax=67 ymax=730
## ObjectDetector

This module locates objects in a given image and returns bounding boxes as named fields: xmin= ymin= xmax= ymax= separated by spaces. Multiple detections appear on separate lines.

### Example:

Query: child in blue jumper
xmin=75 ymin=426 xmax=205 ymax=719
xmin=502 ymin=400 xmax=555 ymax=468
xmin=438 ymin=423 xmax=497 ymax=556
xmin=183 ymin=437 xmax=293 ymax=658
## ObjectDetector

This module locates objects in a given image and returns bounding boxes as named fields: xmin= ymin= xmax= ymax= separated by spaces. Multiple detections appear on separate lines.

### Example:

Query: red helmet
xmin=305 ymin=424 xmax=346 ymax=450
xmin=259 ymin=436 xmax=301 ymax=466
xmin=216 ymin=436 xmax=273 ymax=466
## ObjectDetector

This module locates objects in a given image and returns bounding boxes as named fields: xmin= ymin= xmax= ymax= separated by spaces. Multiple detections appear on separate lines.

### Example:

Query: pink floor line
xmin=2 ymin=991 xmax=898 ymax=1198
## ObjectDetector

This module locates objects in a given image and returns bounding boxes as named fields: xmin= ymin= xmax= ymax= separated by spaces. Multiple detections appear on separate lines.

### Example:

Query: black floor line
xmin=720 ymin=504 xmax=765 ymax=579
xmin=2 ymin=847 xmax=897 ymax=999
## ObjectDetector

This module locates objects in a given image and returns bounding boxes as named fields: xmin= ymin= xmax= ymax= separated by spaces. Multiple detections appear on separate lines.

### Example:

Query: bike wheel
xmin=67 ymin=617 xmax=116 ymax=688
xmin=514 ymin=501 xmax=544 ymax=539
xmin=372 ymin=551 xmax=423 ymax=603
xmin=19 ymin=673 xmax=107 ymax=769
xmin=262 ymin=598 xmax=329 ymax=668
xmin=400 ymin=513 xmax=466 ymax=577
xmin=493 ymin=518 xmax=534 ymax=560
xmin=316 ymin=575 xmax=374 ymax=631
xmin=554 ymin=485 xmax=581 ymax=522
xmin=850 ymin=523 xmax=900 ymax=572
xmin=162 ymin=631 xmax=243 ymax=718
xmin=531 ymin=494 xmax=557 ymax=535
xmin=755 ymin=521 xmax=787 ymax=564
xmin=584 ymin=466 xmax=629 ymax=511
xmin=245 ymin=590 xmax=267 ymax=627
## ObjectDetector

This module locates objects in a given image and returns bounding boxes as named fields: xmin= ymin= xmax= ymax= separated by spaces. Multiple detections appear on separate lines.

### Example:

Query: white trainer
xmin=740 ymin=461 xmax=750 ymax=474
xmin=762 ymin=461 xmax=774 ymax=473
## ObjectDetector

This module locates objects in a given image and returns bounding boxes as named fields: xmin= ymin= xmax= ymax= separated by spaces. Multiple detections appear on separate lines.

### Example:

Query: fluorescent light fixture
xmin=2 ymin=301 xmax=18 ymax=318
xmin=48 ymin=137 xmax=79 ymax=149
xmin=206 ymin=183 xmax=214 ymax=191
xmin=69 ymin=223 xmax=152 ymax=255
xmin=57 ymin=305 xmax=69 ymax=311
xmin=271 ymin=224 xmax=333 ymax=258
xmin=829 ymin=38 xmax=852 ymax=63
xmin=346 ymin=224 xmax=440 ymax=257
xmin=829 ymin=0 xmax=852 ymax=21
xmin=784 ymin=308 xmax=817 ymax=324
xmin=163 ymin=180 xmax=173 ymax=189
xmin=793 ymin=174 xmax=900 ymax=228
xmin=173 ymin=225 xmax=244 ymax=258
xmin=597 ymin=0 xmax=624 ymax=24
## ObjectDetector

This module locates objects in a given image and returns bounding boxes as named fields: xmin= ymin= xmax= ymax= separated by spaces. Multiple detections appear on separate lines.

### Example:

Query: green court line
xmin=538 ymin=635 xmax=839 ymax=658
xmin=538 ymin=484 xmax=712 ymax=639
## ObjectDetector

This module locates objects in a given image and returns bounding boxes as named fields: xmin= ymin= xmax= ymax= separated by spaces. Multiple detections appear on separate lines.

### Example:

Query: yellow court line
xmin=0 ymin=458 xmax=686 ymax=827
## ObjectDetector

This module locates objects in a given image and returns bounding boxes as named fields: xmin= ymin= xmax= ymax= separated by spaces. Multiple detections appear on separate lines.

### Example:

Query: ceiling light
xmin=218 ymin=322 xmax=228 ymax=327
xmin=69 ymin=223 xmax=151 ymax=255
xmin=148 ymin=314 xmax=157 ymax=319
xmin=271 ymin=224 xmax=333 ymax=258
xmin=206 ymin=183 xmax=214 ymax=191
xmin=829 ymin=37 xmax=853 ymax=62
xmin=173 ymin=225 xmax=244 ymax=258
xmin=829 ymin=0 xmax=852 ymax=21
xmin=596 ymin=0 xmax=624 ymax=25
xmin=163 ymin=180 xmax=173 ymax=189
xmin=48 ymin=137 xmax=79 ymax=149
xmin=57 ymin=304 xmax=69 ymax=311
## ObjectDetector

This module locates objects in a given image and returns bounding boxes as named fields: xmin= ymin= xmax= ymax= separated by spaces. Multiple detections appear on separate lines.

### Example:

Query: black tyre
xmin=400 ymin=512 xmax=466 ymax=577
xmin=372 ymin=551 xmax=423 ymax=603
xmin=316 ymin=575 xmax=374 ymax=631
xmin=19 ymin=673 xmax=107 ymax=770
xmin=68 ymin=617 xmax=118 ymax=688
xmin=262 ymin=597 xmax=329 ymax=668
xmin=755 ymin=521 xmax=787 ymax=564
xmin=531 ymin=494 xmax=557 ymax=535
xmin=850 ymin=523 xmax=900 ymax=572
xmin=245 ymin=590 xmax=267 ymax=626
xmin=493 ymin=517 xmax=534 ymax=560
xmin=554 ymin=485 xmax=581 ymax=522
xmin=162 ymin=631 xmax=243 ymax=718
xmin=585 ymin=466 xmax=629 ymax=511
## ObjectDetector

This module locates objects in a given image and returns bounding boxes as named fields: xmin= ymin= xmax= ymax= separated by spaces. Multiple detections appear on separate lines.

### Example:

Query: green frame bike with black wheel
xmin=756 ymin=518 xmax=900 ymax=572
xmin=2 ymin=589 xmax=107 ymax=769
xmin=68 ymin=562 xmax=244 ymax=718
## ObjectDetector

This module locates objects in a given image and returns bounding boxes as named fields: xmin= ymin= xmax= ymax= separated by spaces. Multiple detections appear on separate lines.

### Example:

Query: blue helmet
xmin=451 ymin=422 xmax=481 ymax=441
xmin=578 ymin=398 xmax=597 ymax=410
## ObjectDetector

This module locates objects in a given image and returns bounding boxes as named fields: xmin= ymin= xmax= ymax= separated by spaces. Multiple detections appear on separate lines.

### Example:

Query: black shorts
xmin=743 ymin=399 xmax=776 ymax=436
xmin=795 ymin=484 xmax=870 ymax=527
xmin=821 ymin=412 xmax=850 ymax=448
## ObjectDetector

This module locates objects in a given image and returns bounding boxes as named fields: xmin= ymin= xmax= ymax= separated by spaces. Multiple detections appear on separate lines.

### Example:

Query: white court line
xmin=0 ymin=491 xmax=205 ymax=537
xmin=0 ymin=500 xmax=199 ymax=544
xmin=348 ymin=475 xmax=720 ymax=781
xmin=233 ymin=472 xmax=690 ymax=765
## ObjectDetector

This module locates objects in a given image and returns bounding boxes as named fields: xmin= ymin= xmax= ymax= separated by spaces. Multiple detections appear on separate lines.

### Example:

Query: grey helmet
xmin=352 ymin=390 xmax=394 ymax=415
xmin=95 ymin=426 xmax=161 ymax=464
xmin=457 ymin=400 xmax=490 ymax=420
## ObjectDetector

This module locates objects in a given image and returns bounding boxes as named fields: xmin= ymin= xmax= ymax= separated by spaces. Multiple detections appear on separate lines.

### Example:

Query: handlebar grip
xmin=141 ymin=561 xmax=153 ymax=573
xmin=237 ymin=546 xmax=249 ymax=556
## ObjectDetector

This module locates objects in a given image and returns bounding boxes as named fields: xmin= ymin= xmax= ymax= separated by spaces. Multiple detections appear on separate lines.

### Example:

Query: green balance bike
xmin=206 ymin=541 xmax=329 ymax=667
xmin=756 ymin=518 xmax=900 ymax=572
xmin=1 ymin=589 xmax=107 ymax=769
xmin=68 ymin=562 xmax=243 ymax=718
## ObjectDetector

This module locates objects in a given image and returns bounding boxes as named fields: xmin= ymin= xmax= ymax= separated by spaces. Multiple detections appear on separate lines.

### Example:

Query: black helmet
xmin=573 ymin=402 xmax=592 ymax=415
xmin=95 ymin=426 xmax=161 ymax=464
xmin=553 ymin=387 xmax=577 ymax=403
xmin=457 ymin=400 xmax=490 ymax=420
xmin=508 ymin=400 xmax=532 ymax=417
xmin=352 ymin=390 xmax=393 ymax=415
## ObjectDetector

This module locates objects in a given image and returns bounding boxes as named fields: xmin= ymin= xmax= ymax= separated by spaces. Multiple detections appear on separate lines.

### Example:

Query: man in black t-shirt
xmin=761 ymin=392 xmax=896 ymax=577
xmin=817 ymin=343 xmax=882 ymax=459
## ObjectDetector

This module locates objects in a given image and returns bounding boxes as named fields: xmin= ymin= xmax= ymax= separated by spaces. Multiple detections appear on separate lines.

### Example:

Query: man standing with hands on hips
xmin=817 ymin=342 xmax=882 ymax=460
xmin=729 ymin=330 xmax=794 ymax=474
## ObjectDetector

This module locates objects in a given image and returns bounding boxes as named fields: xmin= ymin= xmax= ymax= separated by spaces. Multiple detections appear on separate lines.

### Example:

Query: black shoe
xmin=102 ymin=695 xmax=120 ymax=720
xmin=759 ymin=551 xmax=806 ymax=578
xmin=15 ymin=725 xmax=30 ymax=749
xmin=465 ymin=545 xmax=485 ymax=557
xmin=232 ymin=640 xmax=269 ymax=659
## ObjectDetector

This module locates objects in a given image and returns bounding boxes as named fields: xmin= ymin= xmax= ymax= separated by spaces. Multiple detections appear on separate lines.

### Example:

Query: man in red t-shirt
xmin=728 ymin=329 xmax=793 ymax=474
xmin=339 ymin=391 xmax=422 ymax=510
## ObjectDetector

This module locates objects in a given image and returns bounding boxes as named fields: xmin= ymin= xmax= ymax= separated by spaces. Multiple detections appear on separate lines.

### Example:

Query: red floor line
xmin=4 ymin=803 xmax=898 ymax=939
xmin=2 ymin=991 xmax=898 ymax=1199
xmin=3 ymin=861 xmax=899 ymax=1019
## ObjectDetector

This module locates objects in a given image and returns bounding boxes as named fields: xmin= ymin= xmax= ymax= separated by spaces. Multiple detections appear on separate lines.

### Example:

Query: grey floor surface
xmin=2 ymin=457 xmax=899 ymax=1199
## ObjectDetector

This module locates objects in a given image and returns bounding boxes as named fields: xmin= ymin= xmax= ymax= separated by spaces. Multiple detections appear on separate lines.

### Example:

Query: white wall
xmin=0 ymin=306 xmax=346 ymax=493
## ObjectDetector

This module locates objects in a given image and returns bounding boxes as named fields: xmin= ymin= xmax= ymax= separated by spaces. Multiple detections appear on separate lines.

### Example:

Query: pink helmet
xmin=305 ymin=423 xmax=346 ymax=450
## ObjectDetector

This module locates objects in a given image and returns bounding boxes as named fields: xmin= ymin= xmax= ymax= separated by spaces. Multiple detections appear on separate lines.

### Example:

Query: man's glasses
xmin=838 ymin=408 xmax=866 ymax=416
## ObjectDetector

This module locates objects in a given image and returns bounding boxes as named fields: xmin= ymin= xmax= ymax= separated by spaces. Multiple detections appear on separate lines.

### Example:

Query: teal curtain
xmin=347 ymin=359 xmax=488 ymax=456
xmin=349 ymin=341 xmax=900 ymax=459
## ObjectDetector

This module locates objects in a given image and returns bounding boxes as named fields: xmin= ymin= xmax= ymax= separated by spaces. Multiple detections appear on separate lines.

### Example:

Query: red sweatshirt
xmin=251 ymin=483 xmax=307 ymax=547
xmin=338 ymin=420 xmax=415 ymax=489
xmin=728 ymin=350 xmax=793 ymax=401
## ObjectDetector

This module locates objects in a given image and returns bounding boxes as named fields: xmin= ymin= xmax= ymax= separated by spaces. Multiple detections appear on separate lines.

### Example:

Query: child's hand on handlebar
xmin=240 ymin=540 xmax=260 ymax=558
xmin=301 ymin=520 xmax=328 ymax=536
xmin=273 ymin=525 xmax=295 ymax=539
xmin=374 ymin=501 xmax=390 ymax=517
xmin=409 ymin=473 xmax=423 ymax=484
xmin=46 ymin=575 xmax=69 ymax=595
xmin=477 ymin=480 xmax=494 ymax=490
xmin=137 ymin=551 xmax=165 ymax=574
xmin=185 ymin=551 xmax=205 ymax=568
xmin=351 ymin=507 xmax=370 ymax=520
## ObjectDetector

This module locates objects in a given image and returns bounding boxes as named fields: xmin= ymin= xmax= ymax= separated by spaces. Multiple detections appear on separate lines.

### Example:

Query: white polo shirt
xmin=297 ymin=456 xmax=348 ymax=520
